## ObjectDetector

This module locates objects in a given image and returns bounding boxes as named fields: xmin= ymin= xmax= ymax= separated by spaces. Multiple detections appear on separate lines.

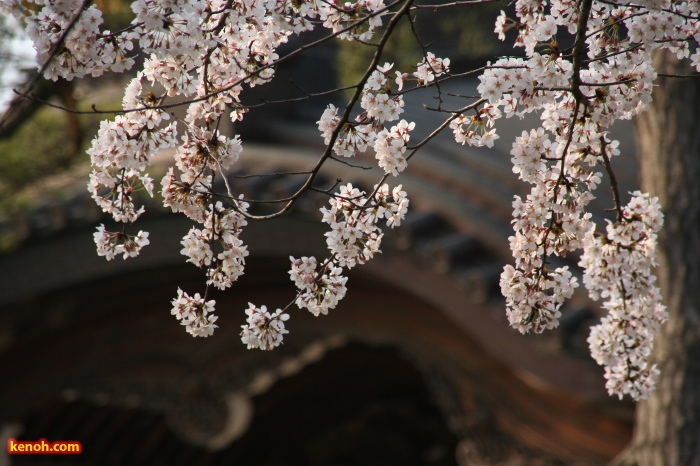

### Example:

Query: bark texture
xmin=615 ymin=51 xmax=700 ymax=466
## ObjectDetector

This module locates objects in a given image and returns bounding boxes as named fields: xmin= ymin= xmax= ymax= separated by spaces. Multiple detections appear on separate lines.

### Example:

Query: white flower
xmin=360 ymin=86 xmax=404 ymax=124
xmin=171 ymin=288 xmax=218 ymax=337
xmin=414 ymin=53 xmax=450 ymax=85
xmin=240 ymin=304 xmax=290 ymax=350
xmin=290 ymin=256 xmax=348 ymax=316
xmin=579 ymin=194 xmax=666 ymax=400
xmin=181 ymin=227 xmax=213 ymax=267
xmin=374 ymin=120 xmax=414 ymax=176
xmin=317 ymin=104 xmax=340 ymax=144
xmin=319 ymin=183 xmax=408 ymax=269
xmin=93 ymin=225 xmax=150 ymax=260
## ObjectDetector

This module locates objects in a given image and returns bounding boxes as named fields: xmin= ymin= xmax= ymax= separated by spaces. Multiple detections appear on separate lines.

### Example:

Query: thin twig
xmin=599 ymin=134 xmax=624 ymax=222
xmin=0 ymin=0 xmax=91 ymax=130
xmin=234 ymin=0 xmax=416 ymax=221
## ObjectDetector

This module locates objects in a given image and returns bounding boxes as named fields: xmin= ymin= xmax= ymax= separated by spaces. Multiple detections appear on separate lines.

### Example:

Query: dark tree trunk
xmin=1 ymin=76 xmax=81 ymax=155
xmin=614 ymin=51 xmax=700 ymax=466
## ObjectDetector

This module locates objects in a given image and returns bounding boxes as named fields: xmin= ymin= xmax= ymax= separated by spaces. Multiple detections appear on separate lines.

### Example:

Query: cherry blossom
xmin=482 ymin=0 xmax=695 ymax=399
xmin=240 ymin=303 xmax=290 ymax=350
xmin=320 ymin=182 xmax=409 ymax=268
xmin=580 ymin=192 xmax=667 ymax=399
xmin=7 ymin=0 xmax=700 ymax=398
xmin=93 ymin=225 xmax=150 ymax=260
xmin=374 ymin=120 xmax=414 ymax=176
xmin=171 ymin=288 xmax=218 ymax=337
xmin=289 ymin=256 xmax=348 ymax=316
xmin=450 ymin=105 xmax=501 ymax=148
xmin=413 ymin=52 xmax=450 ymax=85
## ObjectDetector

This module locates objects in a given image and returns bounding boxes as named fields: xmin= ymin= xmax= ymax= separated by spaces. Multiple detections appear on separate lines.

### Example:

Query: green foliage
xmin=0 ymin=95 xmax=113 ymax=249
xmin=0 ymin=107 xmax=78 ymax=191
xmin=335 ymin=19 xmax=423 ymax=92
xmin=335 ymin=3 xmax=503 ymax=94
xmin=95 ymin=0 xmax=136 ymax=28
xmin=437 ymin=3 xmax=503 ymax=59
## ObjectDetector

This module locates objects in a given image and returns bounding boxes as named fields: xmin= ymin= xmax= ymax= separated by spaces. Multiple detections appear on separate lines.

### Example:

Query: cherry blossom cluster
xmin=268 ymin=183 xmax=408 ymax=330
xmin=87 ymin=168 xmax=153 ymax=224
xmin=289 ymin=256 xmax=348 ymax=316
xmin=87 ymin=81 xmax=176 ymax=210
xmin=171 ymin=288 xmax=218 ymax=337
xmin=93 ymin=225 xmax=150 ymax=261
xmin=486 ymin=0 xmax=699 ymax=398
xmin=174 ymin=130 xmax=242 ymax=181
xmin=179 ymin=201 xmax=249 ymax=291
xmin=318 ymin=56 xmax=452 ymax=169
xmin=318 ymin=62 xmax=416 ymax=160
xmin=361 ymin=63 xmax=405 ymax=124
xmin=450 ymin=104 xmax=501 ymax=148
xmin=164 ymin=187 xmax=250 ymax=336
xmin=321 ymin=183 xmax=408 ymax=268
xmin=318 ymin=0 xmax=387 ymax=42
xmin=413 ymin=52 xmax=450 ymax=86
xmin=159 ymin=124 xmax=249 ymax=334
xmin=498 ymin=124 xmax=602 ymax=334
xmin=318 ymin=103 xmax=376 ymax=158
xmin=12 ymin=0 xmax=700 ymax=397
xmin=374 ymin=120 xmax=415 ymax=176
xmin=161 ymin=169 xmax=211 ymax=221
xmin=3 ymin=0 xmax=135 ymax=81
xmin=500 ymin=264 xmax=577 ymax=334
xmin=478 ymin=54 xmax=572 ymax=118
xmin=580 ymin=192 xmax=667 ymax=400
xmin=86 ymin=79 xmax=178 ymax=256
xmin=240 ymin=303 xmax=290 ymax=350
xmin=3 ymin=0 xmax=412 ymax=345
